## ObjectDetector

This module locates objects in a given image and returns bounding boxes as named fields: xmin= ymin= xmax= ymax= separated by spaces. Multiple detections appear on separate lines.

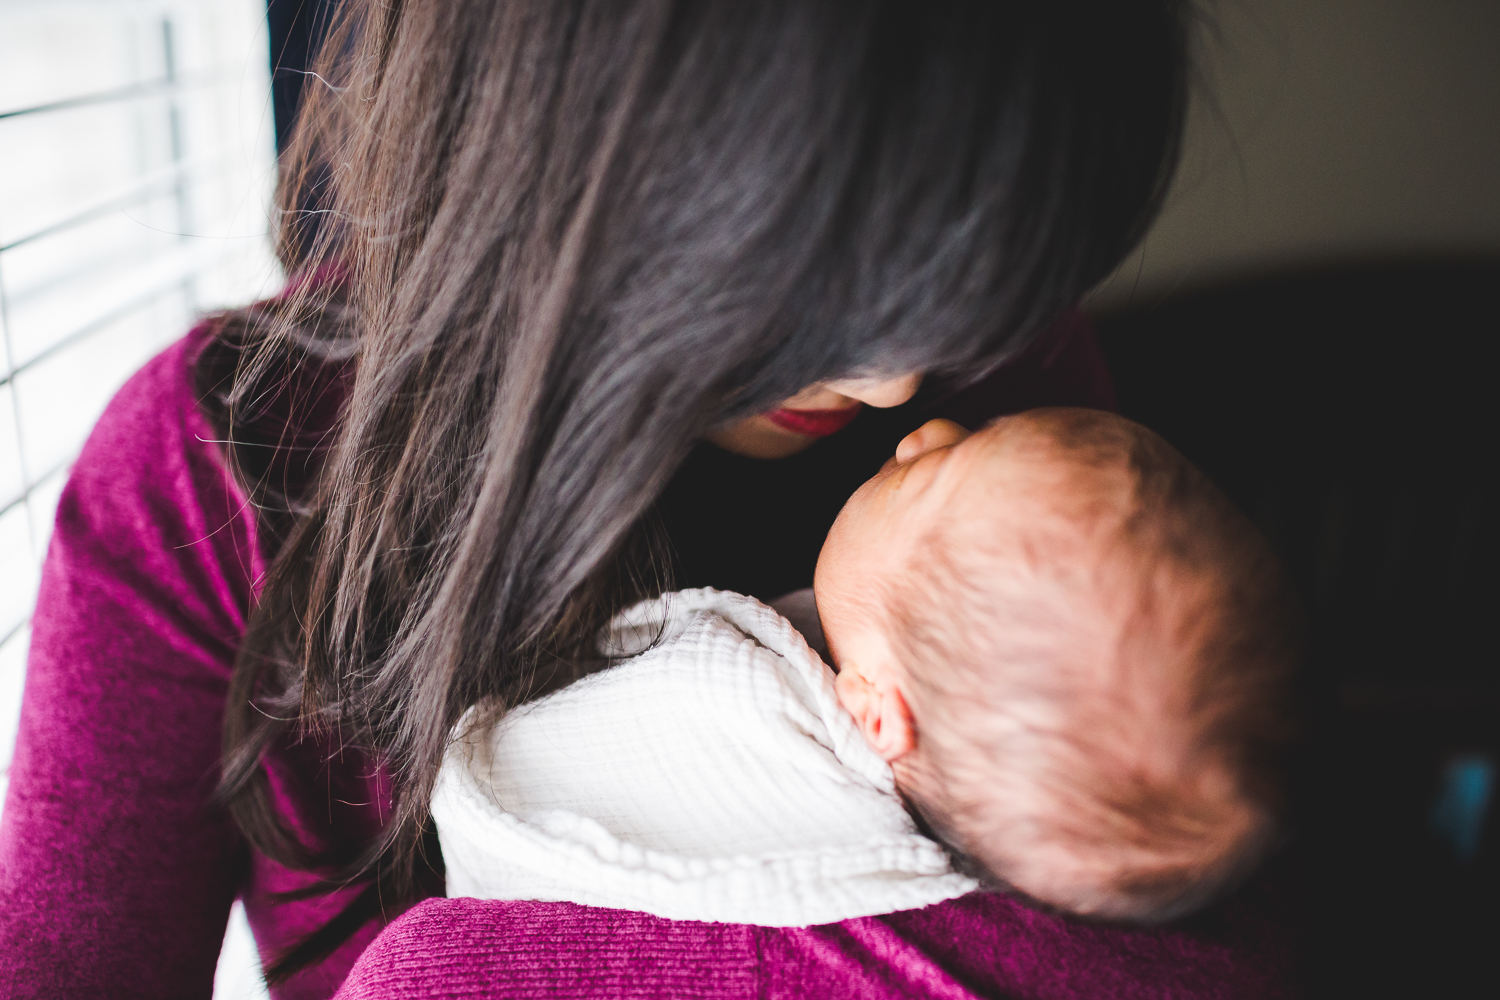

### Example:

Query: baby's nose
xmin=895 ymin=419 xmax=970 ymax=463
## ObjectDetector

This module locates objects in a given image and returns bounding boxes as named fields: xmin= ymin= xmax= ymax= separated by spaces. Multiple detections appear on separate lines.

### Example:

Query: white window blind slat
xmin=0 ymin=503 xmax=36 ymax=642
xmin=0 ymin=4 xmax=160 ymax=115
xmin=1 ymin=6 xmax=281 ymax=994
xmin=0 ymin=0 xmax=280 ymax=790
xmin=25 ymin=464 xmax=67 ymax=576
xmin=0 ymin=384 xmax=22 ymax=507
xmin=0 ymin=142 xmax=244 ymax=255
xmin=1 ymin=100 xmax=177 ymax=244
xmin=0 ymin=625 xmax=30 ymax=768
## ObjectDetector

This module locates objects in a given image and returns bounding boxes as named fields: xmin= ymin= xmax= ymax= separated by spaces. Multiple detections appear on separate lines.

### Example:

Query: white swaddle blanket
xmin=432 ymin=588 xmax=976 ymax=926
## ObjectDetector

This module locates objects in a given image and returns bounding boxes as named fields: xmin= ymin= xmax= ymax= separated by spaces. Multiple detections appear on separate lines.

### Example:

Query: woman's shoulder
xmin=4 ymin=322 xmax=268 ymax=995
xmin=51 ymin=321 xmax=264 ymax=631
xmin=76 ymin=322 xmax=223 ymax=498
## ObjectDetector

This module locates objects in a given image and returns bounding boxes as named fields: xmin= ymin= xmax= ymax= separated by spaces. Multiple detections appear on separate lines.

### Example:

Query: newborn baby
xmin=432 ymin=408 xmax=1293 ymax=926
xmin=816 ymin=409 xmax=1292 ymax=921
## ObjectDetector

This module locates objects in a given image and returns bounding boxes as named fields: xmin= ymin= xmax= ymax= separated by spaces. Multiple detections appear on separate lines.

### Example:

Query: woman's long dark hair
xmin=201 ymin=0 xmax=1189 ymax=979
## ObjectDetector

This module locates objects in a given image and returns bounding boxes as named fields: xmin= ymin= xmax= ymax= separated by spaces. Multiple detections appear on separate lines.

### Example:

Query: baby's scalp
xmin=818 ymin=409 xmax=1295 ymax=923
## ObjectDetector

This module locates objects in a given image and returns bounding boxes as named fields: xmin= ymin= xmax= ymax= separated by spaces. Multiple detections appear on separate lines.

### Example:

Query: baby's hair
xmin=889 ymin=409 xmax=1296 ymax=923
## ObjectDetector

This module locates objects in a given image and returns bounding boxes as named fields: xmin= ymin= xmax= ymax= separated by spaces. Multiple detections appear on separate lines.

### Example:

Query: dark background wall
xmin=1092 ymin=0 xmax=1500 ymax=308
xmin=266 ymin=0 xmax=333 ymax=154
xmin=1095 ymin=262 xmax=1496 ymax=999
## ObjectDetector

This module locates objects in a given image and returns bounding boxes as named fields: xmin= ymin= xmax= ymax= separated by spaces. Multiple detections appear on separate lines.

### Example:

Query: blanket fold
xmin=433 ymin=588 xmax=976 ymax=926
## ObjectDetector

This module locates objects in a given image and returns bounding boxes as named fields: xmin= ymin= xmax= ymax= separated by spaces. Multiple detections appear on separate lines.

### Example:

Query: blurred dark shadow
xmin=1097 ymin=258 xmax=1499 ymax=999
xmin=267 ymin=0 xmax=335 ymax=154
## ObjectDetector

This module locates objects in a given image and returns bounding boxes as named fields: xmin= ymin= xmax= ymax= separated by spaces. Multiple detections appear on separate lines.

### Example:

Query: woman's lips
xmin=764 ymin=404 xmax=864 ymax=438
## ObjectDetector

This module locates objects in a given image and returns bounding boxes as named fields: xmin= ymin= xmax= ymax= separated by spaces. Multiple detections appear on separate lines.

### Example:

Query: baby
xmin=432 ymin=408 xmax=1293 ymax=926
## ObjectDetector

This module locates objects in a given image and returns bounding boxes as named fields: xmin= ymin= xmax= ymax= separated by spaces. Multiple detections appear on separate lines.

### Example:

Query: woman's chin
xmin=706 ymin=417 xmax=818 ymax=459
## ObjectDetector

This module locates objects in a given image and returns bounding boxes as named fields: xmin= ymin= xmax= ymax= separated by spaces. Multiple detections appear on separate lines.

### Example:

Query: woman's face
xmin=706 ymin=373 xmax=924 ymax=459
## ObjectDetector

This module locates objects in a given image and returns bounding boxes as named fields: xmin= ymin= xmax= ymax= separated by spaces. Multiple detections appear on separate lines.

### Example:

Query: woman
xmin=0 ymin=1 xmax=1292 ymax=997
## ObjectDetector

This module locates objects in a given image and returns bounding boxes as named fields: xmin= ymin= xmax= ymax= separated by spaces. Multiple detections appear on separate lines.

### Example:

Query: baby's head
xmin=815 ymin=408 xmax=1294 ymax=923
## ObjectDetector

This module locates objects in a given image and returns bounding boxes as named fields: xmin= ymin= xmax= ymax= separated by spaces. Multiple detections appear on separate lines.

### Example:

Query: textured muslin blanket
xmin=432 ymin=588 xmax=976 ymax=926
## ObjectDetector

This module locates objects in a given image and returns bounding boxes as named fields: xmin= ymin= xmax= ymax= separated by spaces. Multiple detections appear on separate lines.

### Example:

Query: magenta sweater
xmin=0 ymin=324 xmax=1295 ymax=999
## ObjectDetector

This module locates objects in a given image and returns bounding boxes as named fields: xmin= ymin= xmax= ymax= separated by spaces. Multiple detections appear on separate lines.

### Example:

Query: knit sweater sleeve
xmin=335 ymin=887 xmax=1296 ymax=1000
xmin=332 ymin=898 xmax=762 ymax=1000
xmin=0 ymin=329 xmax=261 ymax=998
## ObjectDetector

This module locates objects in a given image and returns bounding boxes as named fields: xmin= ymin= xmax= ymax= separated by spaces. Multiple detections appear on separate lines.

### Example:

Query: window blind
xmin=1 ymin=4 xmax=280 ymax=993
xmin=0 ymin=0 xmax=279 ymax=794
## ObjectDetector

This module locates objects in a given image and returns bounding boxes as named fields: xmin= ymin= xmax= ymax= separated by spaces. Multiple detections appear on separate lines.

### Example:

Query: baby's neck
xmin=768 ymin=587 xmax=829 ymax=660
xmin=891 ymin=757 xmax=988 ymax=882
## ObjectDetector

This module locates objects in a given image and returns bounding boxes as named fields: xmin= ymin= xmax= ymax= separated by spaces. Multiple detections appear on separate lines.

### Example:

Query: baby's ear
xmin=837 ymin=668 xmax=915 ymax=762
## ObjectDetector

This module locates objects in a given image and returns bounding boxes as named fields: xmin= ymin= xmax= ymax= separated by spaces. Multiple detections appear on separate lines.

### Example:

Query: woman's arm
xmin=332 ymin=898 xmax=760 ymax=1000
xmin=0 ymin=331 xmax=260 ymax=998
xmin=334 ymin=888 xmax=1295 ymax=1000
